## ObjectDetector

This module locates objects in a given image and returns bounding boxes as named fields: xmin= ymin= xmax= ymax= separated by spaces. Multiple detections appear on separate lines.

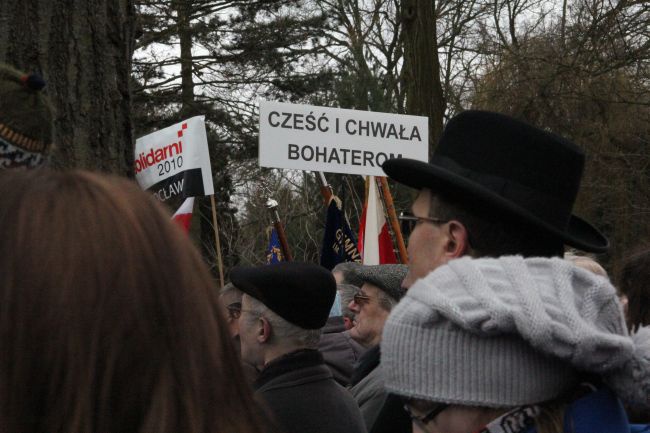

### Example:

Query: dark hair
xmin=0 ymin=170 xmax=268 ymax=433
xmin=430 ymin=192 xmax=564 ymax=258
xmin=618 ymin=246 xmax=650 ymax=332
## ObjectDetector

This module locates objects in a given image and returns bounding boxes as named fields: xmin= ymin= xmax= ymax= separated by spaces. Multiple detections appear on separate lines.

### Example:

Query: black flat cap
xmin=382 ymin=110 xmax=608 ymax=253
xmin=229 ymin=262 xmax=336 ymax=330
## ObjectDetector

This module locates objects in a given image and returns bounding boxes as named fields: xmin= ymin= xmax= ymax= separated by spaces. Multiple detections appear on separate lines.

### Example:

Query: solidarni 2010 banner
xmin=134 ymin=116 xmax=214 ymax=202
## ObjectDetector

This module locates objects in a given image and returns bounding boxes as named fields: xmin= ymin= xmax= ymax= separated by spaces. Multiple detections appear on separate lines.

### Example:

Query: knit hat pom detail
xmin=605 ymin=326 xmax=650 ymax=409
xmin=20 ymin=73 xmax=46 ymax=91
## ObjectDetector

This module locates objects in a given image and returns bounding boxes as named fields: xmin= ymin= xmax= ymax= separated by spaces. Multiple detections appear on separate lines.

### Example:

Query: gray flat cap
xmin=351 ymin=264 xmax=408 ymax=301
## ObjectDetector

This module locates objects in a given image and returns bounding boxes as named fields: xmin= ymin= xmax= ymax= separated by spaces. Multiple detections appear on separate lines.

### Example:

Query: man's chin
xmin=349 ymin=327 xmax=363 ymax=343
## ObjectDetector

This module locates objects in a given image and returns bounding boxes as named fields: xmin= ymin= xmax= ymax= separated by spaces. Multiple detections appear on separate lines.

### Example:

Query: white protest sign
xmin=134 ymin=116 xmax=214 ymax=202
xmin=259 ymin=101 xmax=428 ymax=176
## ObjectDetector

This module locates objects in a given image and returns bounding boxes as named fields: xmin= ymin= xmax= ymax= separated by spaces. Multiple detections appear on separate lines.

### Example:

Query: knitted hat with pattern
xmin=382 ymin=256 xmax=650 ymax=409
xmin=0 ymin=63 xmax=53 ymax=169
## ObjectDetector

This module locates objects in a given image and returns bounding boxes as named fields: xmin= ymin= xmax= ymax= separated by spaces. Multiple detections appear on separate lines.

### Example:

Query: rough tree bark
xmin=0 ymin=0 xmax=137 ymax=175
xmin=401 ymin=0 xmax=445 ymax=158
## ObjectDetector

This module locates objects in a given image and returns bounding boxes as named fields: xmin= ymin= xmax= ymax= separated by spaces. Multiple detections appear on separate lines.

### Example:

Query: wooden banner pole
xmin=376 ymin=177 xmax=408 ymax=264
xmin=210 ymin=195 xmax=225 ymax=287
xmin=316 ymin=171 xmax=333 ymax=204
xmin=266 ymin=199 xmax=293 ymax=262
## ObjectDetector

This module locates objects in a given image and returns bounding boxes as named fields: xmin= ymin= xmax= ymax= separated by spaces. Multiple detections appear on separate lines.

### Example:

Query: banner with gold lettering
xmin=320 ymin=196 xmax=361 ymax=270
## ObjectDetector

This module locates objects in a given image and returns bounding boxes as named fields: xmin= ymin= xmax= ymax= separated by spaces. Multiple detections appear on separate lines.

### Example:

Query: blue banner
xmin=320 ymin=198 xmax=361 ymax=270
xmin=266 ymin=228 xmax=284 ymax=264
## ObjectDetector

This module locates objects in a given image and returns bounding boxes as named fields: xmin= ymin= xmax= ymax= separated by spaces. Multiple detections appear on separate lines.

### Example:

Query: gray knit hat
xmin=382 ymin=256 xmax=650 ymax=409
xmin=349 ymin=264 xmax=408 ymax=302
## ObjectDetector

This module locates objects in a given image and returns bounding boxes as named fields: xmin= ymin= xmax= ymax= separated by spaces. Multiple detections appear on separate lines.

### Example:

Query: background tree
xmin=133 ymin=0 xmax=335 ymax=270
xmin=0 ymin=0 xmax=137 ymax=174
xmin=471 ymin=0 xmax=650 ymax=270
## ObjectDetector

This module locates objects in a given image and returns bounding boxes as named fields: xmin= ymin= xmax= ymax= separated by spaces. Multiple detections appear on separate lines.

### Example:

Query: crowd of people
xmin=1 ymin=62 xmax=649 ymax=433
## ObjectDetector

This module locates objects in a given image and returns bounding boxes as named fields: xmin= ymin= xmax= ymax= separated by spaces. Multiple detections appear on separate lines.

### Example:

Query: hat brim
xmin=383 ymin=158 xmax=609 ymax=253
xmin=229 ymin=268 xmax=266 ymax=304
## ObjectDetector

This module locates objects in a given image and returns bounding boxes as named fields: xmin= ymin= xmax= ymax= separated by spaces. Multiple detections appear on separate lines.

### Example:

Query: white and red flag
xmin=134 ymin=116 xmax=214 ymax=203
xmin=357 ymin=176 xmax=398 ymax=265
xmin=172 ymin=197 xmax=195 ymax=233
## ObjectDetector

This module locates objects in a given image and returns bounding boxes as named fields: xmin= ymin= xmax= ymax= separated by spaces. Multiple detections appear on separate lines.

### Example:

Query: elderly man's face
xmin=347 ymin=282 xmax=390 ymax=347
xmin=219 ymin=291 xmax=242 ymax=340
xmin=402 ymin=189 xmax=451 ymax=289
xmin=238 ymin=294 xmax=264 ymax=369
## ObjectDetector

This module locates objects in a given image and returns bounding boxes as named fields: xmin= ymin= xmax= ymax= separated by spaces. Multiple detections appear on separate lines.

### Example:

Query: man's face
xmin=402 ymin=189 xmax=451 ymax=289
xmin=347 ymin=282 xmax=390 ymax=347
xmin=238 ymin=294 xmax=264 ymax=369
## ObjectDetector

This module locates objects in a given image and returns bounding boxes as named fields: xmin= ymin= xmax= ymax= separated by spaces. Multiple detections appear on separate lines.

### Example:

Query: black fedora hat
xmin=382 ymin=110 xmax=608 ymax=253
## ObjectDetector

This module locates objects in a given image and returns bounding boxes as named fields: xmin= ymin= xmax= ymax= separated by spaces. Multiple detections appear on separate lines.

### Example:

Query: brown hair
xmin=0 ymin=170 xmax=268 ymax=433
xmin=618 ymin=246 xmax=650 ymax=332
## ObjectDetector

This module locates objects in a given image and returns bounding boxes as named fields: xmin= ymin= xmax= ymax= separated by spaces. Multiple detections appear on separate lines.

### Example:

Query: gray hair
xmin=337 ymin=283 xmax=357 ymax=320
xmin=220 ymin=282 xmax=240 ymax=297
xmin=243 ymin=296 xmax=321 ymax=348
xmin=332 ymin=262 xmax=363 ymax=287
xmin=377 ymin=291 xmax=398 ymax=312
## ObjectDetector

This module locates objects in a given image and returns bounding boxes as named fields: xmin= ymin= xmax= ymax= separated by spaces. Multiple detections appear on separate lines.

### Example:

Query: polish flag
xmin=358 ymin=176 xmax=397 ymax=265
xmin=172 ymin=197 xmax=194 ymax=233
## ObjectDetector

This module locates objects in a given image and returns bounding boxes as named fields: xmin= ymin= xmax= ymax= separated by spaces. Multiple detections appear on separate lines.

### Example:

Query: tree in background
xmin=0 ymin=0 xmax=137 ymax=174
xmin=471 ymin=0 xmax=650 ymax=269
xmin=133 ymin=0 xmax=335 ymax=270
xmin=8 ymin=0 xmax=645 ymax=272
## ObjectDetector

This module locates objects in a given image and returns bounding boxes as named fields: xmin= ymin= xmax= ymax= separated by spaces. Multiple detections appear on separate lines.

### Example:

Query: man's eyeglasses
xmin=353 ymin=291 xmax=372 ymax=306
xmin=226 ymin=302 xmax=242 ymax=320
xmin=398 ymin=212 xmax=449 ymax=235
xmin=402 ymin=400 xmax=449 ymax=431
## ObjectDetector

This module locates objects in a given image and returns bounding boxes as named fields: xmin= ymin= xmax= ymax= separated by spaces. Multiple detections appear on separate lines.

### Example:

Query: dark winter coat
xmin=318 ymin=316 xmax=366 ymax=386
xmin=254 ymin=349 xmax=367 ymax=433
xmin=348 ymin=346 xmax=411 ymax=433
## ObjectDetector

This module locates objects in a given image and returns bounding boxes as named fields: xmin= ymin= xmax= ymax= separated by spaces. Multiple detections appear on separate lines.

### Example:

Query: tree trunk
xmin=0 ymin=0 xmax=136 ymax=175
xmin=402 ymin=0 xmax=445 ymax=158
xmin=175 ymin=0 xmax=196 ymax=117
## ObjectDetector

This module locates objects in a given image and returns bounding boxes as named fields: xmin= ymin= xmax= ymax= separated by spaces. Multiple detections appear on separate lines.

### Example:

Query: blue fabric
xmin=524 ymin=388 xmax=649 ymax=433
xmin=329 ymin=292 xmax=342 ymax=318
xmin=320 ymin=198 xmax=361 ymax=270
xmin=266 ymin=228 xmax=284 ymax=264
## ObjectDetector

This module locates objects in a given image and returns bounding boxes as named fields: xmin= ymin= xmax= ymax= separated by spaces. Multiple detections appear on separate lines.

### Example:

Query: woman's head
xmin=0 ymin=169 xmax=265 ymax=433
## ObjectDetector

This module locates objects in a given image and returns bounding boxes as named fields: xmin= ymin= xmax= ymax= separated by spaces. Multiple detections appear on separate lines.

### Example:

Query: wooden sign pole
xmin=210 ymin=195 xmax=225 ymax=287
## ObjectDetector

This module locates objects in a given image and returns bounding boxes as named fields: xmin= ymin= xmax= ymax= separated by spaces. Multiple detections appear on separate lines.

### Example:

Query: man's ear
xmin=257 ymin=316 xmax=272 ymax=344
xmin=445 ymin=220 xmax=470 ymax=258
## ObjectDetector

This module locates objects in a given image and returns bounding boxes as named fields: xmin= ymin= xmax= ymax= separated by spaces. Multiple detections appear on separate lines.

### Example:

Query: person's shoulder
xmin=630 ymin=425 xmax=650 ymax=433
xmin=350 ymin=366 xmax=385 ymax=399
